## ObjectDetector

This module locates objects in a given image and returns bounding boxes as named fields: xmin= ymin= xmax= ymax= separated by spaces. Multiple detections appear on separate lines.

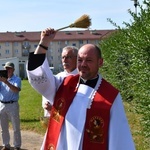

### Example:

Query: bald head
xmin=77 ymin=44 xmax=103 ymax=80
xmin=78 ymin=44 xmax=102 ymax=59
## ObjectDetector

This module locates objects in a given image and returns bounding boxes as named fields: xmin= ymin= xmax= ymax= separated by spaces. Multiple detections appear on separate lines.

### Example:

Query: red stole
xmin=44 ymin=75 xmax=119 ymax=150
xmin=82 ymin=78 xmax=119 ymax=150
xmin=44 ymin=75 xmax=79 ymax=150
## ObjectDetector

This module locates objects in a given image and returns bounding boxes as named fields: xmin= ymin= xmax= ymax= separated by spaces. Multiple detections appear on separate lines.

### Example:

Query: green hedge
xmin=100 ymin=0 xmax=150 ymax=148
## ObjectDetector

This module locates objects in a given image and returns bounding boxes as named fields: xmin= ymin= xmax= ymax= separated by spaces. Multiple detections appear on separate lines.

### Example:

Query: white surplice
xmin=26 ymin=58 xmax=135 ymax=150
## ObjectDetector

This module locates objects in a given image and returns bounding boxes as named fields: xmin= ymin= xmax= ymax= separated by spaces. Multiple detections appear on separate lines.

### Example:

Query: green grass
xmin=19 ymin=80 xmax=46 ymax=135
xmin=19 ymin=80 xmax=147 ymax=149
xmin=124 ymin=102 xmax=148 ymax=150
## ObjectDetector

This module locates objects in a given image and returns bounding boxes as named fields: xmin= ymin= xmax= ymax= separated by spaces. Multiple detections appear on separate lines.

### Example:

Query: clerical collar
xmin=80 ymin=75 xmax=99 ymax=88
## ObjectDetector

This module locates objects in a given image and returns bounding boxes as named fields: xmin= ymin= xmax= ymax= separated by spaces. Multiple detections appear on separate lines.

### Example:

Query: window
xmin=34 ymin=44 xmax=38 ymax=48
xmin=79 ymin=40 xmax=83 ymax=44
xmin=22 ymin=49 xmax=29 ymax=56
xmin=65 ymin=41 xmax=69 ymax=45
xmin=95 ymin=40 xmax=99 ymax=44
xmin=5 ymin=42 xmax=9 ymax=46
xmin=72 ymin=43 xmax=76 ymax=46
xmin=58 ymin=56 xmax=61 ymax=60
xmin=58 ymin=48 xmax=62 ymax=53
xmin=15 ymin=49 xmax=19 ymax=54
xmin=23 ymin=41 xmax=29 ymax=46
xmin=23 ymin=41 xmax=30 ymax=49
xmin=60 ymin=48 xmax=62 ymax=53
xmin=5 ymin=49 xmax=9 ymax=54
xmin=50 ymin=64 xmax=53 ymax=67
xmin=14 ymin=42 xmax=18 ymax=46
xmin=49 ymin=48 xmax=53 ymax=53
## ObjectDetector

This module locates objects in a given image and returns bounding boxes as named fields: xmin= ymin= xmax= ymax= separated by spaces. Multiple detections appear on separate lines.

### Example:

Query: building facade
xmin=0 ymin=29 xmax=114 ymax=78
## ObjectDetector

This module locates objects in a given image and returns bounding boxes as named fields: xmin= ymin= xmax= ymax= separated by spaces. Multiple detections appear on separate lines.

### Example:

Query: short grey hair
xmin=62 ymin=46 xmax=78 ymax=56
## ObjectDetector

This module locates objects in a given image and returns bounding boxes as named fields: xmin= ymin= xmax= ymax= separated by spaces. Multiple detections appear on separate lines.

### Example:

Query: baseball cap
xmin=4 ymin=62 xmax=15 ymax=69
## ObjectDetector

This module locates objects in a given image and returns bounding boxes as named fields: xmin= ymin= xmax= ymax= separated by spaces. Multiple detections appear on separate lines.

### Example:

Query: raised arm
xmin=26 ymin=28 xmax=60 ymax=106
xmin=34 ymin=28 xmax=56 ymax=54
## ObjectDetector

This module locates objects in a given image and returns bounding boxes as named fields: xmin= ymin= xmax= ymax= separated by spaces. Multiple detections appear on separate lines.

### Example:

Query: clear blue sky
xmin=0 ymin=0 xmax=144 ymax=32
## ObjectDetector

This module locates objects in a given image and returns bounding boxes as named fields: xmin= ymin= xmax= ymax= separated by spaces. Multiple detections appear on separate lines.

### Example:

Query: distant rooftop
xmin=0 ymin=29 xmax=115 ymax=42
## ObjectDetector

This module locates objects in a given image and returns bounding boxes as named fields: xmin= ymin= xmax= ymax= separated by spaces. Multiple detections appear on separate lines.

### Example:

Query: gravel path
xmin=0 ymin=130 xmax=44 ymax=150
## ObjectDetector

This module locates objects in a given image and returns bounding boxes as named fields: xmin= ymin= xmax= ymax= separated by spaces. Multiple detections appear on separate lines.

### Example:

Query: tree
xmin=100 ymin=0 xmax=150 ymax=148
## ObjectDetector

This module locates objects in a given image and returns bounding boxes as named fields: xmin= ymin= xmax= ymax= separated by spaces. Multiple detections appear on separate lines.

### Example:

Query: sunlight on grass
xmin=124 ymin=101 xmax=147 ymax=150
xmin=19 ymin=80 xmax=46 ymax=135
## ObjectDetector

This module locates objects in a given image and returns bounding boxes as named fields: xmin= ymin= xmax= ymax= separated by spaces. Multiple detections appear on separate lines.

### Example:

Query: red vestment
xmin=44 ymin=75 xmax=119 ymax=150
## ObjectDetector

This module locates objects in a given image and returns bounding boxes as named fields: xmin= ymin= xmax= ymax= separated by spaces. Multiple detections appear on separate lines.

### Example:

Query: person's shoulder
xmin=63 ymin=74 xmax=79 ymax=85
xmin=72 ymin=69 xmax=78 ymax=75
xmin=56 ymin=71 xmax=65 ymax=76
xmin=66 ymin=74 xmax=79 ymax=79
xmin=98 ymin=78 xmax=120 ymax=102
xmin=102 ymin=78 xmax=119 ymax=92
xmin=13 ymin=75 xmax=21 ymax=81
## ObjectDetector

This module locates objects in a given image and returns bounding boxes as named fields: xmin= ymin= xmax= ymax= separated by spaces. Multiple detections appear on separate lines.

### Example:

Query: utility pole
xmin=131 ymin=0 xmax=138 ymax=15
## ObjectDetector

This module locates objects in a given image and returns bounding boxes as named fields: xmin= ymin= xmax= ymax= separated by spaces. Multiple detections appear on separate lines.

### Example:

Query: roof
xmin=0 ymin=29 xmax=115 ymax=42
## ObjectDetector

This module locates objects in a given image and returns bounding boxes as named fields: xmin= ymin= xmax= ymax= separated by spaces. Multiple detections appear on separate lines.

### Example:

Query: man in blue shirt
xmin=0 ymin=62 xmax=21 ymax=150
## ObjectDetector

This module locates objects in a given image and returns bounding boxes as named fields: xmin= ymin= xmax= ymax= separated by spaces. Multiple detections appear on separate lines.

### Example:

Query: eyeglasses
xmin=61 ymin=55 xmax=76 ymax=60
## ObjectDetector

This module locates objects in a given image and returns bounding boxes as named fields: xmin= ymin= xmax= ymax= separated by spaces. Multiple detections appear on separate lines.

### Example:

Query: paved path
xmin=0 ymin=130 xmax=44 ymax=150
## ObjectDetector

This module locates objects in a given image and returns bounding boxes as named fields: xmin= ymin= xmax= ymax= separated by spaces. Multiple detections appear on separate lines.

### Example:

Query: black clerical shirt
xmin=80 ymin=76 xmax=99 ymax=88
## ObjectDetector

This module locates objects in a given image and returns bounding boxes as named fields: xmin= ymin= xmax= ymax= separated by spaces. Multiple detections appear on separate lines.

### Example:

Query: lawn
xmin=19 ymin=80 xmax=46 ymax=135
xmin=19 ymin=80 xmax=147 ymax=149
